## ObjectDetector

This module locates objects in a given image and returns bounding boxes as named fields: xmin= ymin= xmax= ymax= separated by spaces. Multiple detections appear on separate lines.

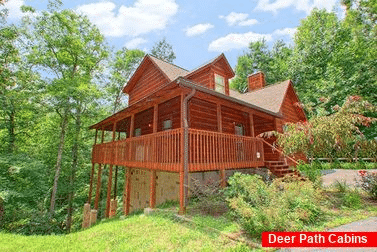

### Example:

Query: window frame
xmin=162 ymin=119 xmax=173 ymax=131
xmin=215 ymin=74 xmax=225 ymax=94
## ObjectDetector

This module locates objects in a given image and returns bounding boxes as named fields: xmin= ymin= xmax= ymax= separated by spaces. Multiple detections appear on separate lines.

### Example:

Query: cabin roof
xmin=149 ymin=55 xmax=190 ymax=81
xmin=229 ymin=80 xmax=292 ymax=114
xmin=123 ymin=54 xmax=189 ymax=93
xmin=185 ymin=53 xmax=235 ymax=78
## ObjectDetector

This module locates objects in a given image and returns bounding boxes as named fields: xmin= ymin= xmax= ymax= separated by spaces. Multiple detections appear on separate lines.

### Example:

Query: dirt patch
xmin=321 ymin=169 xmax=377 ymax=187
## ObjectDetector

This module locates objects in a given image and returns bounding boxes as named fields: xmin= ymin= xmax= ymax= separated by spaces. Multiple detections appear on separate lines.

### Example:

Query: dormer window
xmin=215 ymin=74 xmax=225 ymax=94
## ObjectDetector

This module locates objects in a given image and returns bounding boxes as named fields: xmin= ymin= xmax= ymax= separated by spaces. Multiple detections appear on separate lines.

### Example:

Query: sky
xmin=3 ymin=0 xmax=345 ymax=71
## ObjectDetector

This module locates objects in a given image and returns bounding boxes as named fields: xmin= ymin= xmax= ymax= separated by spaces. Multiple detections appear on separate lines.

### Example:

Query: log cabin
xmin=82 ymin=53 xmax=306 ymax=226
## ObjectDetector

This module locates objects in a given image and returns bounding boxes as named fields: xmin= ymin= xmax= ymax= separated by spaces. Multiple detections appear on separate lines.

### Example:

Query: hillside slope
xmin=0 ymin=212 xmax=253 ymax=252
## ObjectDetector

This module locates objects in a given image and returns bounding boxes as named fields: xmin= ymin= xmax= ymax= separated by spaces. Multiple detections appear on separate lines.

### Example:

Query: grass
xmin=2 ymin=170 xmax=377 ymax=252
xmin=0 ymin=209 xmax=257 ymax=252
xmin=315 ymin=162 xmax=377 ymax=170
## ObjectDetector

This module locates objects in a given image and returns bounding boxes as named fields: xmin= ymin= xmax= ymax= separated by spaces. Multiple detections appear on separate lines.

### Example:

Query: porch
xmin=92 ymin=128 xmax=265 ymax=172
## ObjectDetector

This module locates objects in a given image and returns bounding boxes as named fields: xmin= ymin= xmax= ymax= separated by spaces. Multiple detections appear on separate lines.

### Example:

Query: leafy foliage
xmin=358 ymin=170 xmax=377 ymax=199
xmin=150 ymin=37 xmax=176 ymax=63
xmin=277 ymin=96 xmax=377 ymax=159
xmin=107 ymin=48 xmax=145 ymax=112
xmin=225 ymin=173 xmax=323 ymax=236
xmin=231 ymin=39 xmax=291 ymax=93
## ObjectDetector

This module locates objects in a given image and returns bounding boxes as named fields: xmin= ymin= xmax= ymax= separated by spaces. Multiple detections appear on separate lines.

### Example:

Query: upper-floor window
xmin=235 ymin=124 xmax=244 ymax=136
xmin=134 ymin=128 xmax=141 ymax=137
xmin=215 ymin=74 xmax=225 ymax=94
xmin=163 ymin=119 xmax=172 ymax=130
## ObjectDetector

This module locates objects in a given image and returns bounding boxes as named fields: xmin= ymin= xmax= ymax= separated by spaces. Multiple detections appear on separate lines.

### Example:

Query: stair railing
xmin=259 ymin=138 xmax=299 ymax=166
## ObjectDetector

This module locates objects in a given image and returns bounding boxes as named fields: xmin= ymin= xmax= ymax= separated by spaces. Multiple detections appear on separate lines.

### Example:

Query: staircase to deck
xmin=265 ymin=160 xmax=296 ymax=177
xmin=260 ymin=138 xmax=298 ymax=177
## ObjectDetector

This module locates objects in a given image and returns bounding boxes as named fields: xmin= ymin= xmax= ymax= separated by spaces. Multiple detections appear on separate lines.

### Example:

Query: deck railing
xmin=188 ymin=129 xmax=264 ymax=171
xmin=92 ymin=128 xmax=264 ymax=172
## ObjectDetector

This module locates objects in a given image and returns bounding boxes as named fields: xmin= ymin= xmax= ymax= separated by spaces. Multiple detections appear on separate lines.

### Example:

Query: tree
xmin=231 ymin=39 xmax=292 ymax=93
xmin=150 ymin=37 xmax=175 ymax=63
xmin=277 ymin=96 xmax=377 ymax=160
xmin=108 ymin=48 xmax=145 ymax=112
xmin=23 ymin=7 xmax=109 ymax=220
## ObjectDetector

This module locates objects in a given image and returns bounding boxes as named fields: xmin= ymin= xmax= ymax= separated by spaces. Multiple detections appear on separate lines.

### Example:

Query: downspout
xmin=180 ymin=80 xmax=196 ymax=212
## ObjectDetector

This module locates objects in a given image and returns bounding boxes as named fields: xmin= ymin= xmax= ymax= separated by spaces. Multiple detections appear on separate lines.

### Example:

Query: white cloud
xmin=76 ymin=0 xmax=179 ymax=37
xmin=273 ymin=27 xmax=297 ymax=38
xmin=1 ymin=0 xmax=25 ymax=21
xmin=219 ymin=12 xmax=258 ymax=26
xmin=125 ymin=38 xmax=147 ymax=49
xmin=208 ymin=32 xmax=272 ymax=52
xmin=255 ymin=0 xmax=337 ymax=14
xmin=239 ymin=19 xmax=259 ymax=26
xmin=185 ymin=23 xmax=214 ymax=37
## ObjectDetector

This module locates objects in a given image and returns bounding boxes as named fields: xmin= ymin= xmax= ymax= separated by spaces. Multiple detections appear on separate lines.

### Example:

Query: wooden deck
xmin=92 ymin=128 xmax=264 ymax=172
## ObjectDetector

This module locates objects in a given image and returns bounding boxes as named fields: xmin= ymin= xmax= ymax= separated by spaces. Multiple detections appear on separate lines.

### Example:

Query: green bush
xmin=343 ymin=191 xmax=362 ymax=209
xmin=225 ymin=173 xmax=323 ymax=236
xmin=296 ymin=162 xmax=322 ymax=184
xmin=333 ymin=180 xmax=362 ymax=209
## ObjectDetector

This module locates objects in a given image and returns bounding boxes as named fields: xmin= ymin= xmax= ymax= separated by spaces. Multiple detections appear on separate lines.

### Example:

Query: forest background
xmin=0 ymin=0 xmax=376 ymax=234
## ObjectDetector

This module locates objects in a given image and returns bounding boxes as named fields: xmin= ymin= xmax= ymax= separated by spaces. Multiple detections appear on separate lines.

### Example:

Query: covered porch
xmin=83 ymin=81 xmax=279 ymax=227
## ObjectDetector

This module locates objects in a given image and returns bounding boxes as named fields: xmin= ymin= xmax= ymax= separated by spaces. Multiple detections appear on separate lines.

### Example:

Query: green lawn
xmin=0 ymin=211 xmax=256 ymax=252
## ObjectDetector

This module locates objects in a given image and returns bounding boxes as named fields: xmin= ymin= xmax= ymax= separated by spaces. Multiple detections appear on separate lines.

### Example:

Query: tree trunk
xmin=66 ymin=105 xmax=81 ymax=232
xmin=7 ymin=103 xmax=16 ymax=153
xmin=49 ymin=107 xmax=69 ymax=219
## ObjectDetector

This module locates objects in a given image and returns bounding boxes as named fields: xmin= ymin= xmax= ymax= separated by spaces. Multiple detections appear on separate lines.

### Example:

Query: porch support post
xmin=217 ymin=103 xmax=226 ymax=187
xmin=149 ymin=104 xmax=158 ymax=209
xmin=94 ymin=129 xmax=98 ymax=145
xmin=220 ymin=169 xmax=226 ymax=188
xmin=87 ymin=163 xmax=96 ymax=205
xmin=130 ymin=114 xmax=135 ymax=138
xmin=105 ymin=165 xmax=113 ymax=218
xmin=217 ymin=103 xmax=222 ymax=133
xmin=250 ymin=113 xmax=255 ymax=137
xmin=149 ymin=171 xmax=156 ymax=208
xmin=94 ymin=164 xmax=102 ymax=210
xmin=123 ymin=167 xmax=132 ymax=215
xmin=101 ymin=128 xmax=105 ymax=143
xmin=105 ymin=122 xmax=117 ymax=218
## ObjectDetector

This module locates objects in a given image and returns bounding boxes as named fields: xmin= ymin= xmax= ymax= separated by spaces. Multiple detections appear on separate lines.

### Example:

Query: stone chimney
xmin=247 ymin=72 xmax=265 ymax=92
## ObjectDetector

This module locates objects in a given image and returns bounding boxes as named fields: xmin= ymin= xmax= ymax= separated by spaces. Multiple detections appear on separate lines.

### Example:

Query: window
xmin=163 ymin=119 xmax=172 ymax=130
xmin=235 ymin=124 xmax=244 ymax=136
xmin=282 ymin=124 xmax=288 ymax=132
xmin=215 ymin=74 xmax=225 ymax=94
xmin=134 ymin=128 xmax=141 ymax=136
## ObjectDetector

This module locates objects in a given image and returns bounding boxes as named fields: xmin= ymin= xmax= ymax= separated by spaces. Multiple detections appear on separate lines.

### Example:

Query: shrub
xmin=296 ymin=161 xmax=322 ymax=184
xmin=342 ymin=191 xmax=362 ymax=209
xmin=334 ymin=180 xmax=362 ymax=209
xmin=189 ymin=178 xmax=228 ymax=216
xmin=358 ymin=171 xmax=377 ymax=199
xmin=225 ymin=173 xmax=323 ymax=236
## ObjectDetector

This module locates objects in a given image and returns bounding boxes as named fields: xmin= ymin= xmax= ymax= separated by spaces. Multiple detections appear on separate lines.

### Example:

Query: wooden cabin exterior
xmin=83 ymin=54 xmax=306 ymax=225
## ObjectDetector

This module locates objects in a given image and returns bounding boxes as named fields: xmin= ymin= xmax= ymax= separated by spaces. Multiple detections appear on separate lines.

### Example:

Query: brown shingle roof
xmin=229 ymin=80 xmax=291 ymax=114
xmin=149 ymin=55 xmax=189 ymax=81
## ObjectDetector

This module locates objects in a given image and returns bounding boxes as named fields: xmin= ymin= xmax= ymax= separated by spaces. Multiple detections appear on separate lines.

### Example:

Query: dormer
xmin=185 ymin=54 xmax=235 ymax=96
xmin=123 ymin=55 xmax=189 ymax=106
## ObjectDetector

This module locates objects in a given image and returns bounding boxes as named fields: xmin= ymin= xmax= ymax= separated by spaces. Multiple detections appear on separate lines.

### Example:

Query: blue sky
xmin=3 ymin=0 xmax=345 ymax=71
